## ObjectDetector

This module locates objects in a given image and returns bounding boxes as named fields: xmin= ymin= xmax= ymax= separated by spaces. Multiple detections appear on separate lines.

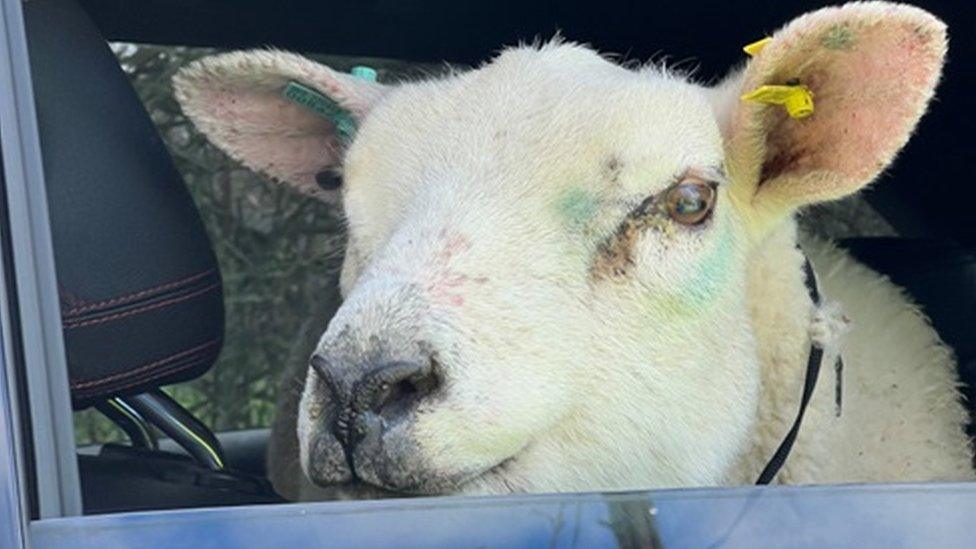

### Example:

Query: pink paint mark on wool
xmin=435 ymin=229 xmax=473 ymax=264
xmin=426 ymin=230 xmax=487 ymax=308
xmin=429 ymin=271 xmax=472 ymax=308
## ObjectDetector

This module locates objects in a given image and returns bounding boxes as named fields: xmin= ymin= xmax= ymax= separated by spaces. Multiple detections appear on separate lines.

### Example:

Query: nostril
xmin=405 ymin=363 xmax=441 ymax=396
xmin=311 ymin=353 xmax=442 ymax=450
xmin=309 ymin=354 xmax=329 ymax=379
xmin=310 ymin=353 xmax=343 ymax=397
xmin=365 ymin=360 xmax=441 ymax=419
xmin=398 ymin=379 xmax=417 ymax=396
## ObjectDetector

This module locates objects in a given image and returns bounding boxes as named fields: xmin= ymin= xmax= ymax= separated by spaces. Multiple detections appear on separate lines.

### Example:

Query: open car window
xmin=6 ymin=0 xmax=976 ymax=547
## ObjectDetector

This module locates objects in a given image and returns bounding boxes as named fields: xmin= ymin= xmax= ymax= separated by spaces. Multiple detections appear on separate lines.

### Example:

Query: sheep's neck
xmin=733 ymin=219 xmax=817 ymax=483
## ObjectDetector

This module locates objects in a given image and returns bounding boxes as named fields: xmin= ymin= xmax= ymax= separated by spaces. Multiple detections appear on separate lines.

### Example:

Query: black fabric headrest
xmin=26 ymin=0 xmax=224 ymax=408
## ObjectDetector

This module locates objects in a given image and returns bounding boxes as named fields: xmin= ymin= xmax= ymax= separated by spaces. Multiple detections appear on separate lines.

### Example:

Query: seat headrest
xmin=25 ymin=0 xmax=224 ymax=408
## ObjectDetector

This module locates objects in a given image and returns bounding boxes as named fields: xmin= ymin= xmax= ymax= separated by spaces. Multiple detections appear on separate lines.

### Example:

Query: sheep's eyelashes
xmin=315 ymin=170 xmax=342 ymax=191
xmin=665 ymin=180 xmax=716 ymax=226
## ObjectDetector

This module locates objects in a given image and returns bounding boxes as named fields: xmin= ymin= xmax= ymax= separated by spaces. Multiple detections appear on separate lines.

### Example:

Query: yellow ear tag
xmin=742 ymin=37 xmax=772 ymax=56
xmin=741 ymin=84 xmax=814 ymax=119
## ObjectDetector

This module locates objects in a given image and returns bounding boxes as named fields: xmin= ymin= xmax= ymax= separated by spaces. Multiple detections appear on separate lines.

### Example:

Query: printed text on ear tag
xmin=280 ymin=66 xmax=378 ymax=142
xmin=741 ymin=84 xmax=814 ymax=119
xmin=281 ymin=81 xmax=358 ymax=141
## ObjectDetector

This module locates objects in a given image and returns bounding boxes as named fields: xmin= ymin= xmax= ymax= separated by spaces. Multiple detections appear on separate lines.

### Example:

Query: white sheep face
xmin=306 ymin=45 xmax=759 ymax=495
xmin=174 ymin=2 xmax=948 ymax=497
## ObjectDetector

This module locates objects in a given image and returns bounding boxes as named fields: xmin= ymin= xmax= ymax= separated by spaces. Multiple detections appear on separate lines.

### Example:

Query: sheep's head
xmin=176 ymin=2 xmax=947 ymax=496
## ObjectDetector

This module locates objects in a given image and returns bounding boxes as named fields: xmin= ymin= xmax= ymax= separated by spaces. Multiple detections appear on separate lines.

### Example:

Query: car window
xmin=16 ymin=0 xmax=968 ymax=531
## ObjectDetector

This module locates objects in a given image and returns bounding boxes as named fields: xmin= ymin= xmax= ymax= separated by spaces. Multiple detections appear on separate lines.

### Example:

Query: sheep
xmin=174 ymin=2 xmax=974 ymax=500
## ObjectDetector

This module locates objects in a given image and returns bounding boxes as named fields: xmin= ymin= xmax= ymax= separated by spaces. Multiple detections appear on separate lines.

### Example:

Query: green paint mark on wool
xmin=555 ymin=188 xmax=600 ymax=231
xmin=649 ymin=228 xmax=737 ymax=320
xmin=821 ymin=24 xmax=856 ymax=50
xmin=686 ymin=227 xmax=736 ymax=304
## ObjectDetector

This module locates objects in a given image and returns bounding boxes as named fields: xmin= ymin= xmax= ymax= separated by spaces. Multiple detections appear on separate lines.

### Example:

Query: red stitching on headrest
xmin=63 ymin=282 xmax=219 ymax=330
xmin=70 ymin=338 xmax=222 ymax=390
xmin=62 ymin=268 xmax=217 ymax=317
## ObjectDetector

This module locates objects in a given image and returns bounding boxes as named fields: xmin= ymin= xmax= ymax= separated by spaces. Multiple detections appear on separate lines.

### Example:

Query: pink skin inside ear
xmin=758 ymin=15 xmax=944 ymax=192
xmin=201 ymin=82 xmax=341 ymax=191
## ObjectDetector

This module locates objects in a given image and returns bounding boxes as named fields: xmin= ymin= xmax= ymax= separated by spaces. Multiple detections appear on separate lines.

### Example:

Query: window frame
xmin=0 ymin=275 xmax=27 ymax=549
xmin=24 ymin=483 xmax=976 ymax=547
xmin=3 ymin=1 xmax=976 ymax=546
xmin=0 ymin=0 xmax=82 ymax=521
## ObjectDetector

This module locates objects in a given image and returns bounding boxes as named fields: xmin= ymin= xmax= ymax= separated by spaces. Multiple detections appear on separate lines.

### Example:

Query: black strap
xmin=800 ymin=257 xmax=821 ymax=304
xmin=755 ymin=258 xmax=831 ymax=485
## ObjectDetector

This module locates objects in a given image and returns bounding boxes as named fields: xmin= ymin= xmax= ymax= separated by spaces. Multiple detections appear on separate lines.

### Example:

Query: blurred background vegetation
xmin=73 ymin=44 xmax=436 ymax=445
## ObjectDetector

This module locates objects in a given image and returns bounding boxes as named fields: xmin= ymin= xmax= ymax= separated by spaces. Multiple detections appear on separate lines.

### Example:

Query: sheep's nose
xmin=355 ymin=360 xmax=441 ymax=418
xmin=311 ymin=355 xmax=441 ymax=448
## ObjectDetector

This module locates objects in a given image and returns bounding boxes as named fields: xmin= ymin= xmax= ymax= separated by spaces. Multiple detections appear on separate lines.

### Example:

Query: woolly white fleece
xmin=730 ymin=222 xmax=973 ymax=485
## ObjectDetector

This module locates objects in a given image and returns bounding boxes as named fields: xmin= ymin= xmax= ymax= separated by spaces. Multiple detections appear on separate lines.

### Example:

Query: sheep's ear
xmin=711 ymin=2 xmax=947 ymax=228
xmin=173 ymin=50 xmax=387 ymax=202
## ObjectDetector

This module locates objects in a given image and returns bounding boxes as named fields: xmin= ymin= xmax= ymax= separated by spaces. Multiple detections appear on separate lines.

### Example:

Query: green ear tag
xmin=281 ymin=66 xmax=377 ymax=142
xmin=350 ymin=65 xmax=378 ymax=81
xmin=282 ymin=80 xmax=358 ymax=141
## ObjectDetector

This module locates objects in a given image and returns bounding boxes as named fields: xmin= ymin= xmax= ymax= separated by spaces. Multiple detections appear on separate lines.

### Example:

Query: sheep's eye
xmin=665 ymin=180 xmax=716 ymax=225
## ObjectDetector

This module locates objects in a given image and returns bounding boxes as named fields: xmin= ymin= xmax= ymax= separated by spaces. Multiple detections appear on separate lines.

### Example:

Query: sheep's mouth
xmin=331 ymin=453 xmax=522 ymax=500
xmin=318 ymin=481 xmax=413 ymax=500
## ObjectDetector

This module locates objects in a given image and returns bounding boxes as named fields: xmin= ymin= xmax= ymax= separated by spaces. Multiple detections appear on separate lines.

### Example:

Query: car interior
xmin=20 ymin=0 xmax=976 ymax=514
